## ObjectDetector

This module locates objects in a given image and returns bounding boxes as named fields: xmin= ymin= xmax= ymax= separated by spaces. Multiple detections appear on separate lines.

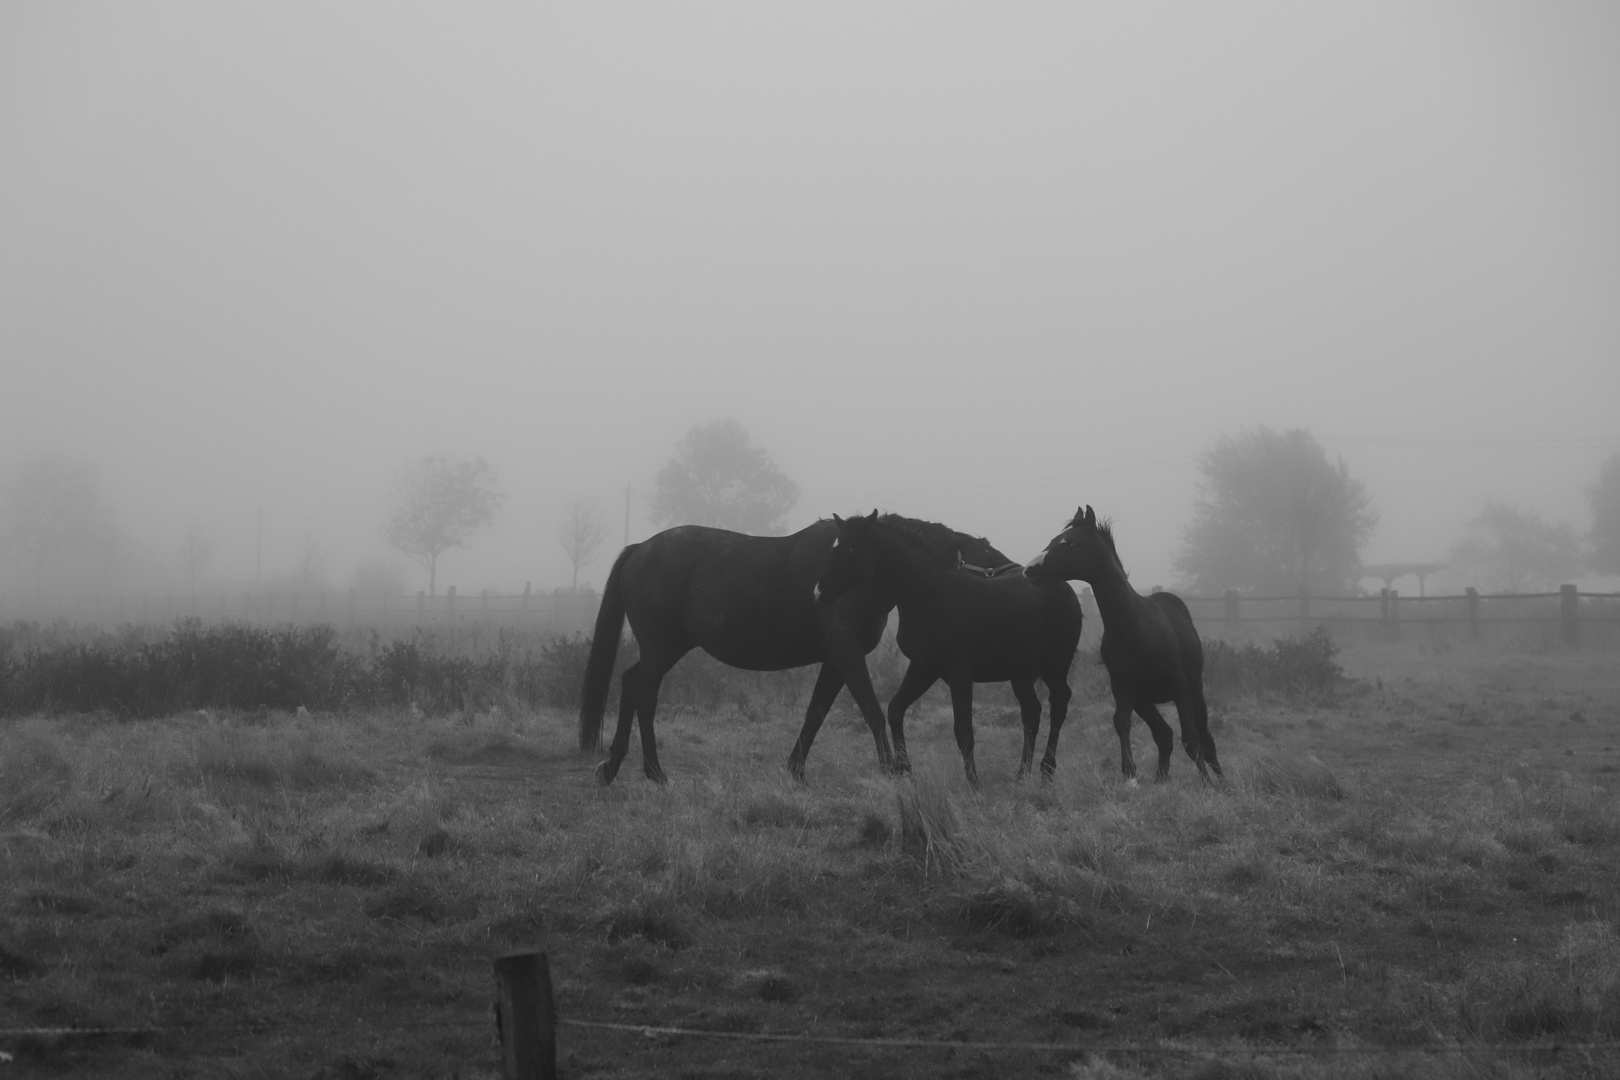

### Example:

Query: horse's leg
xmin=1039 ymin=677 xmax=1072 ymax=783
xmin=632 ymin=661 xmax=673 ymax=784
xmin=595 ymin=662 xmax=641 ymax=785
xmin=885 ymin=662 xmax=937 ymax=776
xmin=1135 ymin=702 xmax=1176 ymax=783
xmin=786 ymin=663 xmax=845 ymax=782
xmin=947 ymin=677 xmax=977 ymax=786
xmin=1010 ymin=676 xmax=1041 ymax=781
xmin=1110 ymin=685 xmax=1137 ymax=780
xmin=833 ymin=652 xmax=895 ymax=775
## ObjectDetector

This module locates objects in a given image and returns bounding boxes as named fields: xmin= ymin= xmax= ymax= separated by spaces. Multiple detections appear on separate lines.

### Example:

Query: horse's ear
xmin=1084 ymin=505 xmax=1096 ymax=527
xmin=866 ymin=509 xmax=879 ymax=522
xmin=832 ymin=513 xmax=844 ymax=526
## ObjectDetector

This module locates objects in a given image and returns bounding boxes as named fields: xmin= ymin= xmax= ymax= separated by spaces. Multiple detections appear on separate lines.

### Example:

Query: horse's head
xmin=1024 ymin=504 xmax=1117 ymax=586
xmin=814 ymin=510 xmax=881 ymax=606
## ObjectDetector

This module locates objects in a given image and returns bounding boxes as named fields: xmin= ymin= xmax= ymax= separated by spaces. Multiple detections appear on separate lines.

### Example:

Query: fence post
xmin=416 ymin=591 xmax=426 ymax=624
xmin=1223 ymin=588 xmax=1238 ymax=623
xmin=1466 ymin=587 xmax=1480 ymax=642
xmin=493 ymin=951 xmax=557 ymax=1080
xmin=1297 ymin=586 xmax=1310 ymax=634
xmin=446 ymin=585 xmax=457 ymax=623
xmin=1561 ymin=584 xmax=1579 ymax=647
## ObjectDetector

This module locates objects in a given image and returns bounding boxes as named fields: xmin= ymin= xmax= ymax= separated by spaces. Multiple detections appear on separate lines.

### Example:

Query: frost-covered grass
xmin=3 ymin=644 xmax=1620 ymax=1077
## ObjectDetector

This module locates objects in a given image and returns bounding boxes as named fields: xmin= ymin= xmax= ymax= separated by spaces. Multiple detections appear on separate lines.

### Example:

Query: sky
xmin=2 ymin=2 xmax=1618 ymax=596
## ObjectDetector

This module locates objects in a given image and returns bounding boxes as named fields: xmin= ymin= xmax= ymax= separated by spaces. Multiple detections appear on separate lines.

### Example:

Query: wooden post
xmin=1561 ymin=584 xmax=1579 ymax=647
xmin=493 ymin=951 xmax=556 ymax=1080
xmin=1387 ymin=589 xmax=1399 ymax=641
xmin=1297 ymin=586 xmax=1310 ymax=634
xmin=1466 ymin=587 xmax=1480 ymax=642
xmin=1223 ymin=588 xmax=1239 ymax=623
xmin=447 ymin=585 xmax=457 ymax=623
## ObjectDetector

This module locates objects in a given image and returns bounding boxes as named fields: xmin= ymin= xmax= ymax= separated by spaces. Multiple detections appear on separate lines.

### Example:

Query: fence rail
xmin=1156 ymin=584 xmax=1620 ymax=649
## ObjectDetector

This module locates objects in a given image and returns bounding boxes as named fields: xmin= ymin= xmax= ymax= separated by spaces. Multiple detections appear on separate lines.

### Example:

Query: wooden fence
xmin=1149 ymin=585 xmax=1620 ymax=649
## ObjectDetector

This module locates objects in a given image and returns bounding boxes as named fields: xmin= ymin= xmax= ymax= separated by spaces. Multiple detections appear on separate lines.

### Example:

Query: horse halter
xmin=957 ymin=555 xmax=1023 ymax=579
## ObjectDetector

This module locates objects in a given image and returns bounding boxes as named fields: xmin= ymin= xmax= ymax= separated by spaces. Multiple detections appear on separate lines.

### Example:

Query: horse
xmin=1024 ymin=505 xmax=1222 ymax=783
xmin=814 ymin=511 xmax=1082 ymax=785
xmin=578 ymin=515 xmax=1009 ymax=785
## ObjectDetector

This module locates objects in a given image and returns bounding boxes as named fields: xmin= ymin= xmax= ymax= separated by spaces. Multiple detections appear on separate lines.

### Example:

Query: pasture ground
xmin=3 ymin=641 xmax=1620 ymax=1078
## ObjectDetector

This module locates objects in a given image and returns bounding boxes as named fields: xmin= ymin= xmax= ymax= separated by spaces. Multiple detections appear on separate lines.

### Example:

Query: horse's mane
xmin=832 ymin=512 xmax=1011 ymax=569
xmin=1064 ymin=510 xmax=1128 ymax=579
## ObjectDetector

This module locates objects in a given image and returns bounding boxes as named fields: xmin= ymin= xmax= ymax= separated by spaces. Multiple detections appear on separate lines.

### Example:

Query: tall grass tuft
xmin=0 ymin=721 xmax=73 ymax=822
xmin=895 ymin=764 xmax=968 ymax=872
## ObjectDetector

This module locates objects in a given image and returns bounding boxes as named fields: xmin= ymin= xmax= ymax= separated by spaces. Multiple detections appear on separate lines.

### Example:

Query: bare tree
xmin=557 ymin=496 xmax=610 ymax=591
xmin=2 ymin=456 xmax=115 ymax=596
xmin=1589 ymin=452 xmax=1620 ymax=577
xmin=295 ymin=533 xmax=329 ymax=594
xmin=349 ymin=557 xmax=408 ymax=598
xmin=1449 ymin=501 xmax=1581 ymax=593
xmin=179 ymin=523 xmax=218 ymax=600
xmin=381 ymin=455 xmax=503 ymax=595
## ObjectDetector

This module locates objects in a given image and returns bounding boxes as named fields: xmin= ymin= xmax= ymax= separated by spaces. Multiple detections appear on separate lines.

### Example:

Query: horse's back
xmin=619 ymin=521 xmax=845 ymax=669
xmin=1145 ymin=590 xmax=1203 ymax=678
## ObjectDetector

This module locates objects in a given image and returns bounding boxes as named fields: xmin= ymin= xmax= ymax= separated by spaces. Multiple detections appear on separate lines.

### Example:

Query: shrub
xmin=1202 ymin=627 xmax=1344 ymax=700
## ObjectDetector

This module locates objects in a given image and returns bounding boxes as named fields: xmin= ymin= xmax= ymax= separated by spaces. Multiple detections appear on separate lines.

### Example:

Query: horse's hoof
xmin=1125 ymin=777 xmax=1139 ymax=789
xmin=645 ymin=765 xmax=669 ymax=785
xmin=593 ymin=761 xmax=616 ymax=786
xmin=787 ymin=757 xmax=807 ymax=783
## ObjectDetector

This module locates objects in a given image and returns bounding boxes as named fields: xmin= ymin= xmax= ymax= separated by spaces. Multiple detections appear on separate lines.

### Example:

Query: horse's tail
xmin=579 ymin=544 xmax=636 ymax=752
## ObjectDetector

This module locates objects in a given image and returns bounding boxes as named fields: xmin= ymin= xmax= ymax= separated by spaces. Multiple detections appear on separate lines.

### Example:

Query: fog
xmin=3 ymin=3 xmax=1618 ymax=598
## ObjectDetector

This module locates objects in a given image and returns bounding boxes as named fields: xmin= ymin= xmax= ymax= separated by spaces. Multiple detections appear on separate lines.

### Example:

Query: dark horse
xmin=814 ymin=511 xmax=1082 ymax=784
xmin=1025 ymin=505 xmax=1221 ymax=783
xmin=579 ymin=516 xmax=1009 ymax=784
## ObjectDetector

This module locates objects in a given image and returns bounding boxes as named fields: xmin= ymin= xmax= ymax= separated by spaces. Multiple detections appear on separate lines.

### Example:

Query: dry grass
xmin=3 ymin=644 xmax=1620 ymax=1077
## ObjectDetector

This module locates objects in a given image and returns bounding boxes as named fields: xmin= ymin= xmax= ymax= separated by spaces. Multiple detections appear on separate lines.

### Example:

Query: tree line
xmin=3 ymin=423 xmax=1617 ymax=601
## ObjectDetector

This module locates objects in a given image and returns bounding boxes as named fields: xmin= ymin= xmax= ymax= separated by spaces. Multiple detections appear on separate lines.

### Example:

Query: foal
xmin=1025 ymin=506 xmax=1221 ymax=783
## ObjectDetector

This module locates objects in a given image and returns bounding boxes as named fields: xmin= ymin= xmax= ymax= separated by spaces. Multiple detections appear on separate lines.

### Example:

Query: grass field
xmin=3 ymin=641 xmax=1620 ymax=1078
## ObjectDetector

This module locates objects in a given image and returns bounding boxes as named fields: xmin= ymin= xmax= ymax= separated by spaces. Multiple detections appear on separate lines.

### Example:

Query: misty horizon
xmin=3 ymin=4 xmax=1618 ymax=601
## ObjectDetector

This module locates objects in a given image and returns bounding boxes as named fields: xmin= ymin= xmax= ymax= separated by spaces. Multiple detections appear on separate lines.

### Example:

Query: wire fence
xmin=7 ymin=1017 xmax=1619 ymax=1064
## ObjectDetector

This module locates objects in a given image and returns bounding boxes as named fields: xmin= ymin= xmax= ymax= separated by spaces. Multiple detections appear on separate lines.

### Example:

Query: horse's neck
xmin=1085 ymin=566 xmax=1148 ymax=634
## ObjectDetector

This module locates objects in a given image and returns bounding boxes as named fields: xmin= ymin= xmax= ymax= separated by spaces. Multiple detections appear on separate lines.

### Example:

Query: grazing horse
xmin=1025 ymin=505 xmax=1221 ymax=783
xmin=579 ymin=516 xmax=1008 ymax=784
xmin=814 ymin=511 xmax=1082 ymax=784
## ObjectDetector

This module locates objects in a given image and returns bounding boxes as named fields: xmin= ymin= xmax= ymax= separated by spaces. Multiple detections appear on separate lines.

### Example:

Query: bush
xmin=1202 ymin=627 xmax=1343 ymax=700
xmin=0 ymin=618 xmax=900 ymax=721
